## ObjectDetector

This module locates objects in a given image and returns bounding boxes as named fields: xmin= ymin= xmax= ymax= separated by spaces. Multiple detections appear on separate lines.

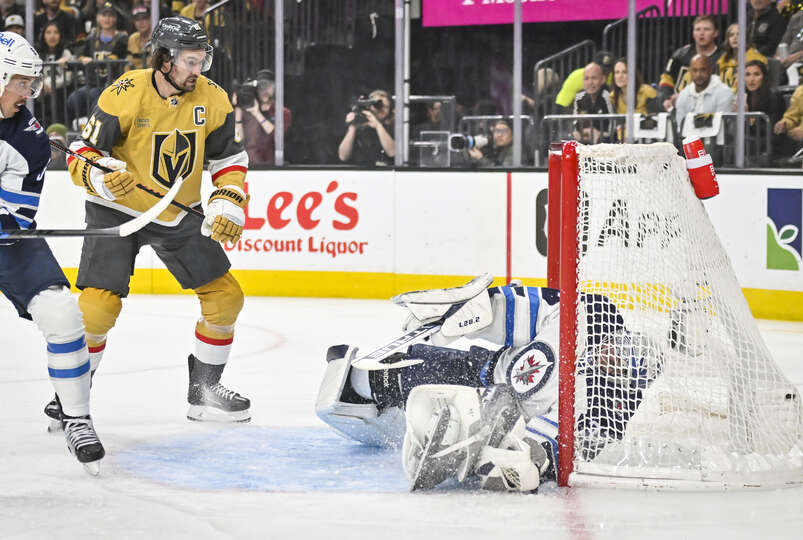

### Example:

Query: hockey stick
xmin=48 ymin=139 xmax=205 ymax=219
xmin=0 ymin=176 xmax=185 ymax=239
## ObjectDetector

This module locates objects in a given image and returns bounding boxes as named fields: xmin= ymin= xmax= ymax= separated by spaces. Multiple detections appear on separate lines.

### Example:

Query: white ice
xmin=1 ymin=295 xmax=802 ymax=540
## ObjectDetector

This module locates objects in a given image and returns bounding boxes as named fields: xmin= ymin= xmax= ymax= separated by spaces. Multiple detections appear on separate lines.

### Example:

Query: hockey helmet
xmin=148 ymin=16 xmax=213 ymax=72
xmin=0 ymin=32 xmax=43 ymax=99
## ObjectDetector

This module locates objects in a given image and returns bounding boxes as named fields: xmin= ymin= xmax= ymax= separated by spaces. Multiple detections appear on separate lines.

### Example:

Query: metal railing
xmin=600 ymin=6 xmax=662 ymax=83
xmin=532 ymin=39 xmax=596 ymax=119
xmin=35 ymin=60 xmax=130 ymax=135
xmin=536 ymin=111 xmax=772 ymax=168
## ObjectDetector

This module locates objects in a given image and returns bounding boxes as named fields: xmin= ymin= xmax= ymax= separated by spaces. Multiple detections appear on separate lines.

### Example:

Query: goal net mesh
xmin=569 ymin=143 xmax=802 ymax=487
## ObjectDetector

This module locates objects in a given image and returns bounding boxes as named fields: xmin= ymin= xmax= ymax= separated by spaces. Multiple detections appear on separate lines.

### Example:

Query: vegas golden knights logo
xmin=151 ymin=129 xmax=197 ymax=188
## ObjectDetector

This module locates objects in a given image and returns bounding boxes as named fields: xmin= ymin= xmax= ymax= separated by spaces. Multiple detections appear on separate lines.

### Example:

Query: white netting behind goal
xmin=568 ymin=143 xmax=803 ymax=489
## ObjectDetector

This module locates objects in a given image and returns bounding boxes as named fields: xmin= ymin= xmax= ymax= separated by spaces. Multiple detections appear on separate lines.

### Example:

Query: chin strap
xmin=156 ymin=64 xmax=186 ymax=96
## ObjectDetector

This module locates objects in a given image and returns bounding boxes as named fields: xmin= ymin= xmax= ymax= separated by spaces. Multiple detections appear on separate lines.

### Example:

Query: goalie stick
xmin=48 ymin=139 xmax=205 ymax=219
xmin=0 ymin=176 xmax=184 ymax=239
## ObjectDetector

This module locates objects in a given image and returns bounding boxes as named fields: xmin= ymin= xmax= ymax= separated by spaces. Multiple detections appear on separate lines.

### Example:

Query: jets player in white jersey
xmin=316 ymin=275 xmax=658 ymax=492
xmin=0 ymin=32 xmax=104 ymax=474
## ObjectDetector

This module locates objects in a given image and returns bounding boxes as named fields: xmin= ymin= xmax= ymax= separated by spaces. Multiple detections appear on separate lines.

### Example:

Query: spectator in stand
xmin=127 ymin=4 xmax=151 ymax=69
xmin=3 ymin=14 xmax=23 ymax=36
xmin=233 ymin=69 xmax=291 ymax=165
xmin=555 ymin=50 xmax=614 ymax=112
xmin=35 ymin=0 xmax=81 ymax=47
xmin=0 ymin=0 xmax=24 ymax=27
xmin=46 ymin=123 xmax=69 ymax=170
xmin=718 ymin=23 xmax=768 ymax=91
xmin=77 ymin=2 xmax=128 ymax=65
xmin=610 ymin=58 xmax=658 ymax=114
xmin=82 ymin=0 xmax=131 ymax=34
xmin=773 ymin=84 xmax=803 ymax=157
xmin=338 ymin=89 xmax=395 ymax=166
xmin=412 ymin=100 xmax=443 ymax=139
xmin=744 ymin=59 xmax=787 ymax=126
xmin=748 ymin=0 xmax=788 ymax=57
xmin=468 ymin=118 xmax=514 ymax=168
xmin=777 ymin=10 xmax=803 ymax=70
xmin=37 ymin=20 xmax=75 ymax=125
xmin=659 ymin=15 xmax=723 ymax=111
xmin=673 ymin=54 xmax=734 ymax=132
xmin=572 ymin=62 xmax=614 ymax=144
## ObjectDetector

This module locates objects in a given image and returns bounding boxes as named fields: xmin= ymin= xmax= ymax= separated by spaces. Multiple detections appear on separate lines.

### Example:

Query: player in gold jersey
xmin=44 ymin=16 xmax=252 ymax=426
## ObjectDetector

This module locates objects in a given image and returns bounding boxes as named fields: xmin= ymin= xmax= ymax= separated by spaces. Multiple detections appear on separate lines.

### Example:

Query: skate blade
xmin=186 ymin=405 xmax=251 ymax=423
xmin=82 ymin=460 xmax=101 ymax=476
xmin=47 ymin=419 xmax=63 ymax=433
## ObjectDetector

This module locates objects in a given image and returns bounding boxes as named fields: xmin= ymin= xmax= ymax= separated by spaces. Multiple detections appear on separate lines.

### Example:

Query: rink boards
xmin=38 ymin=169 xmax=803 ymax=320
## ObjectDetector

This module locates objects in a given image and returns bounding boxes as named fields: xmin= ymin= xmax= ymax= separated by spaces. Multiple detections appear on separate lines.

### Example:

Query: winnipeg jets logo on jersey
xmin=24 ymin=118 xmax=44 ymax=135
xmin=151 ymin=129 xmax=197 ymax=188
xmin=506 ymin=341 xmax=555 ymax=398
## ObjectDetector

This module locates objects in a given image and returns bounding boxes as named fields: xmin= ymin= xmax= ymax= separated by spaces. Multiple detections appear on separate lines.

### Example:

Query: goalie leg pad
xmin=29 ymin=286 xmax=91 ymax=417
xmin=402 ymin=384 xmax=485 ymax=490
xmin=316 ymin=345 xmax=406 ymax=448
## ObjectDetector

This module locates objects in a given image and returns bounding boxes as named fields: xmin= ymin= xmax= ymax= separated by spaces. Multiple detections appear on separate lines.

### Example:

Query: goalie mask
xmin=0 ymin=32 xmax=43 ymax=100
xmin=149 ymin=16 xmax=213 ymax=72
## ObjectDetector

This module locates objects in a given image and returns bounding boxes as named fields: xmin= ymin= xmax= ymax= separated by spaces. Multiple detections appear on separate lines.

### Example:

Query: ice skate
xmin=186 ymin=354 xmax=251 ymax=423
xmin=62 ymin=414 xmax=105 ymax=476
xmin=44 ymin=394 xmax=63 ymax=433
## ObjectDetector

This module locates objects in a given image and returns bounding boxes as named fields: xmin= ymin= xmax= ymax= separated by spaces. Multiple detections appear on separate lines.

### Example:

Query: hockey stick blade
xmin=0 ymin=177 xmax=184 ymax=239
xmin=350 ymin=321 xmax=441 ymax=370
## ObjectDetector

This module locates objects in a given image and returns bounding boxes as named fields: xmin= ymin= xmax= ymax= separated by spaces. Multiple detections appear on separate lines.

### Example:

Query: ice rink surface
xmin=1 ymin=294 xmax=802 ymax=540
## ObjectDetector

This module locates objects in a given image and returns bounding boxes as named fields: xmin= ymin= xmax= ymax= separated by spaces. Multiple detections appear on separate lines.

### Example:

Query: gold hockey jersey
xmin=68 ymin=68 xmax=248 ymax=225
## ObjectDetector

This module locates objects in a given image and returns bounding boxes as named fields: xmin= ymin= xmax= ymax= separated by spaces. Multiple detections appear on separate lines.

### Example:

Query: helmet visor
xmin=172 ymin=45 xmax=213 ymax=73
xmin=6 ymin=75 xmax=43 ymax=99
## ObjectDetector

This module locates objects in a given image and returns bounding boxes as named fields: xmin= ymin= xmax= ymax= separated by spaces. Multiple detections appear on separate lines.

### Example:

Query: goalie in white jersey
xmin=316 ymin=274 xmax=660 ymax=492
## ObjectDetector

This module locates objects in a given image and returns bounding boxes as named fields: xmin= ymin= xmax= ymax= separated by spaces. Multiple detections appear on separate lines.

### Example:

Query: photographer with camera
xmin=466 ymin=118 xmax=515 ymax=168
xmin=338 ymin=89 xmax=395 ymax=166
xmin=233 ymin=69 xmax=291 ymax=165
xmin=673 ymin=54 xmax=734 ymax=133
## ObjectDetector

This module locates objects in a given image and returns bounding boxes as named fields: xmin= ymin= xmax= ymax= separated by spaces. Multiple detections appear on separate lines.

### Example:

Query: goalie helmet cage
xmin=549 ymin=141 xmax=803 ymax=490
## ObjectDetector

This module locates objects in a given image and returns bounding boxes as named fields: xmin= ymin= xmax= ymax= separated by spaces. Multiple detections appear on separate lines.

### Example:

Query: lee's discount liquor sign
xmin=222 ymin=170 xmax=395 ymax=272
xmin=423 ymin=0 xmax=666 ymax=26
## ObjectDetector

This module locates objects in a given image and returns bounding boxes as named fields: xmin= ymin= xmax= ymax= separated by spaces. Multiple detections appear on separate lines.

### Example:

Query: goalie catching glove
xmin=86 ymin=157 xmax=135 ymax=201
xmin=201 ymin=186 xmax=249 ymax=244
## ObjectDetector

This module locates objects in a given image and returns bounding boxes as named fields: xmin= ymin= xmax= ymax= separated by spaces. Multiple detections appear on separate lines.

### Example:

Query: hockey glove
xmin=87 ymin=157 xmax=135 ymax=200
xmin=201 ymin=186 xmax=248 ymax=244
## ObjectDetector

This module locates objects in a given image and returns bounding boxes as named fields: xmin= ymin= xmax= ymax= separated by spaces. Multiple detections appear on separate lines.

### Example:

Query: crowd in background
xmin=6 ymin=1 xmax=803 ymax=169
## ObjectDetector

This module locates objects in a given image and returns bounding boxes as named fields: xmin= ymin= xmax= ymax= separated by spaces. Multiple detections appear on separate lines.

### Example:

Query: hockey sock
xmin=194 ymin=319 xmax=233 ymax=366
xmin=85 ymin=334 xmax=107 ymax=372
xmin=29 ymin=287 xmax=92 ymax=417
xmin=47 ymin=338 xmax=91 ymax=417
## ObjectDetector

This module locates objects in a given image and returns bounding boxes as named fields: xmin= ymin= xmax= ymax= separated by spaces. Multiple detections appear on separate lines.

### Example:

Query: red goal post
xmin=548 ymin=141 xmax=803 ymax=490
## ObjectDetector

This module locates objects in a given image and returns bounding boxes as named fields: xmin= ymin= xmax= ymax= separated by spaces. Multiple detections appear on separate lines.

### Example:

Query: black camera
xmin=448 ymin=133 xmax=489 ymax=151
xmin=639 ymin=115 xmax=658 ymax=130
xmin=693 ymin=113 xmax=714 ymax=129
xmin=236 ymin=80 xmax=258 ymax=108
xmin=350 ymin=96 xmax=383 ymax=125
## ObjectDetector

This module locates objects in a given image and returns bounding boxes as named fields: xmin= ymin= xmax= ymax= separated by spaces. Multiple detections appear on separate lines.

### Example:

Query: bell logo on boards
xmin=766 ymin=188 xmax=802 ymax=271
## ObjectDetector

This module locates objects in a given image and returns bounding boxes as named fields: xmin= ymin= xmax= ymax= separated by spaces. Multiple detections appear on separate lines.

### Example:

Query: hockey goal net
xmin=549 ymin=141 xmax=803 ymax=489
